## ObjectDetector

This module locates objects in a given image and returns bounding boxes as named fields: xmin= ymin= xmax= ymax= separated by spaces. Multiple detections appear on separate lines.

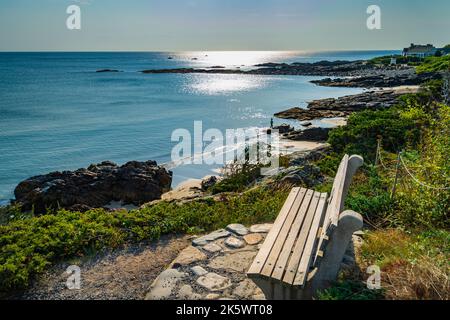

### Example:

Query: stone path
xmin=144 ymin=224 xmax=364 ymax=300
xmin=145 ymin=223 xmax=272 ymax=300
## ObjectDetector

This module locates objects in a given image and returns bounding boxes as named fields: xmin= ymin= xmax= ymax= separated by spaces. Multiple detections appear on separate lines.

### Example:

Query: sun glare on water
xmin=176 ymin=51 xmax=299 ymax=95
xmin=175 ymin=51 xmax=298 ymax=68
xmin=186 ymin=74 xmax=270 ymax=95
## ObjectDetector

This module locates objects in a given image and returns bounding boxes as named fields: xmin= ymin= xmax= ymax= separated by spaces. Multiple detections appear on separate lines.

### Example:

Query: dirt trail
xmin=13 ymin=235 xmax=190 ymax=300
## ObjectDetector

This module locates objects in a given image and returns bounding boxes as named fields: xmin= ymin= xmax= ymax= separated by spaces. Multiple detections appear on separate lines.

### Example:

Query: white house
xmin=402 ymin=43 xmax=437 ymax=58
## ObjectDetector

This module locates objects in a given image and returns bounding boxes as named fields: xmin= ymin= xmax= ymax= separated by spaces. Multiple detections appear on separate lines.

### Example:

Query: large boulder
xmin=283 ymin=127 xmax=331 ymax=141
xmin=14 ymin=160 xmax=172 ymax=213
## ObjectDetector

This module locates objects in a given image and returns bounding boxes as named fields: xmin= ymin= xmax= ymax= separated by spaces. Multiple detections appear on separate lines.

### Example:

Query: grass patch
xmin=317 ymin=280 xmax=384 ymax=300
xmin=360 ymin=229 xmax=449 ymax=299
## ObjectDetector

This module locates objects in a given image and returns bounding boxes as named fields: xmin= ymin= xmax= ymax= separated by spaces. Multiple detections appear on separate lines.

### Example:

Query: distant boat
xmin=192 ymin=57 xmax=198 ymax=60
xmin=168 ymin=56 xmax=173 ymax=59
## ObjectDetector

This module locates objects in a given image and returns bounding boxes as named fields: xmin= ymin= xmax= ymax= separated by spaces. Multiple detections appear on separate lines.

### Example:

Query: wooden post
xmin=390 ymin=151 xmax=402 ymax=200
xmin=375 ymin=136 xmax=381 ymax=166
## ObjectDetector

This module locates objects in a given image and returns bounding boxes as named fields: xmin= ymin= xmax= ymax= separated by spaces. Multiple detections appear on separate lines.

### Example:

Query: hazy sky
xmin=0 ymin=0 xmax=449 ymax=51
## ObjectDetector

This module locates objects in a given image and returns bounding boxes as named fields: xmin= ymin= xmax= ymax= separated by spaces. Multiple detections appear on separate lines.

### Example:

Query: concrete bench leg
xmin=250 ymin=277 xmax=304 ymax=300
xmin=310 ymin=210 xmax=363 ymax=295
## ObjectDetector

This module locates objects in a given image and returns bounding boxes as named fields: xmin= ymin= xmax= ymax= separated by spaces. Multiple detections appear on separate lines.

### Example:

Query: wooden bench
xmin=247 ymin=154 xmax=364 ymax=299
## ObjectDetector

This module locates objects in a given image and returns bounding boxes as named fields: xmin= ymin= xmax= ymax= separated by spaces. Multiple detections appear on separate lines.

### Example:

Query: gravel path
xmin=11 ymin=235 xmax=190 ymax=300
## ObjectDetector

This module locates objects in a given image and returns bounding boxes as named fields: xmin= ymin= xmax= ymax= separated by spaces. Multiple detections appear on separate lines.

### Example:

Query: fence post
xmin=390 ymin=150 xmax=402 ymax=200
xmin=375 ymin=136 xmax=381 ymax=166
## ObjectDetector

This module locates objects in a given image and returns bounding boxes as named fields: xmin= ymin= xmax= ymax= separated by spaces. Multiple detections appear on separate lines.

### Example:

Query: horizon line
xmin=0 ymin=49 xmax=402 ymax=53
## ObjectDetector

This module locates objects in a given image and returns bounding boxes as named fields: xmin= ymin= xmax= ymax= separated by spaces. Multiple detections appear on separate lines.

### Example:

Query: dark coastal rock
xmin=141 ymin=68 xmax=239 ymax=74
xmin=14 ymin=160 xmax=172 ymax=213
xmin=275 ymin=88 xmax=414 ymax=121
xmin=275 ymin=107 xmax=347 ymax=121
xmin=139 ymin=61 xmax=439 ymax=88
xmin=201 ymin=176 xmax=218 ymax=191
xmin=283 ymin=127 xmax=330 ymax=142
xmin=273 ymin=124 xmax=294 ymax=134
xmin=96 ymin=69 xmax=120 ymax=73
xmin=311 ymin=72 xmax=441 ymax=88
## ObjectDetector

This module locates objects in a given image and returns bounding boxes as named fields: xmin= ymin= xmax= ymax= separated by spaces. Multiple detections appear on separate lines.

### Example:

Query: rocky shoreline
xmin=274 ymin=86 xmax=420 ymax=122
xmin=140 ymin=60 xmax=405 ymax=79
xmin=311 ymin=72 xmax=440 ymax=88
xmin=139 ymin=60 xmax=441 ymax=89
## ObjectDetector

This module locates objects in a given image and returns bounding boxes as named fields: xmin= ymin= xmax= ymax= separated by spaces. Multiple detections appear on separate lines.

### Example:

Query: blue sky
xmin=0 ymin=0 xmax=448 ymax=51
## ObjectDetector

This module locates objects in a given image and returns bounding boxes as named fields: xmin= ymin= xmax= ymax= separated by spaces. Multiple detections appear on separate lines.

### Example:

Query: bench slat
xmin=293 ymin=192 xmax=328 ymax=286
xmin=329 ymin=155 xmax=349 ymax=227
xmin=282 ymin=191 xmax=322 ymax=285
xmin=313 ymin=155 xmax=348 ymax=266
xmin=261 ymin=189 xmax=311 ymax=278
xmin=247 ymin=187 xmax=302 ymax=275
xmin=271 ymin=189 xmax=316 ymax=280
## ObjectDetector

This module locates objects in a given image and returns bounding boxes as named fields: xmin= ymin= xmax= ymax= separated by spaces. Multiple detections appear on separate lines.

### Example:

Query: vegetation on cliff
xmin=369 ymin=53 xmax=450 ymax=73
xmin=0 ymin=187 xmax=288 ymax=294
xmin=317 ymin=80 xmax=449 ymax=299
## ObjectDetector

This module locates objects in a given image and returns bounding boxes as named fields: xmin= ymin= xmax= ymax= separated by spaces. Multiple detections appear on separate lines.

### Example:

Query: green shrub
xmin=210 ymin=164 xmax=262 ymax=194
xmin=368 ymin=55 xmax=422 ymax=66
xmin=345 ymin=167 xmax=392 ymax=223
xmin=0 ymin=186 xmax=289 ymax=294
xmin=416 ymin=55 xmax=450 ymax=73
xmin=327 ymin=108 xmax=418 ymax=164
xmin=393 ymin=105 xmax=450 ymax=228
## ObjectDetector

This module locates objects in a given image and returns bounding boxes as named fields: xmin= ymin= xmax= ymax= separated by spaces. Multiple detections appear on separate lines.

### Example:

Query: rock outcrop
xmin=311 ymin=72 xmax=441 ymax=88
xmin=96 ymin=69 xmax=120 ymax=73
xmin=282 ymin=127 xmax=331 ymax=141
xmin=275 ymin=88 xmax=416 ymax=121
xmin=14 ymin=160 xmax=172 ymax=213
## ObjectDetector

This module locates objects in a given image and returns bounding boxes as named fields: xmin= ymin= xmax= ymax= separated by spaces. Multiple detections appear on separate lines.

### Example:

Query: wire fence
xmin=374 ymin=138 xmax=450 ymax=200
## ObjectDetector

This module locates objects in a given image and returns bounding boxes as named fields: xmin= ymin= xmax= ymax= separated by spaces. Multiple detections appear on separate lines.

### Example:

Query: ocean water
xmin=0 ymin=50 xmax=398 ymax=204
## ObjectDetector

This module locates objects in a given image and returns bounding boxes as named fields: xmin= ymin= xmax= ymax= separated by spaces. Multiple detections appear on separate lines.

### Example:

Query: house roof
xmin=403 ymin=44 xmax=436 ymax=54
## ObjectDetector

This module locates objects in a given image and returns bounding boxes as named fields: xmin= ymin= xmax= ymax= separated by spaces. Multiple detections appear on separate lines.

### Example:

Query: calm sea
xmin=0 ymin=50 xmax=398 ymax=204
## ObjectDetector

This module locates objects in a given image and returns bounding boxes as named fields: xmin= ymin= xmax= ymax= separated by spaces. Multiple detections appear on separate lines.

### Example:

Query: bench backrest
xmin=314 ymin=154 xmax=363 ymax=265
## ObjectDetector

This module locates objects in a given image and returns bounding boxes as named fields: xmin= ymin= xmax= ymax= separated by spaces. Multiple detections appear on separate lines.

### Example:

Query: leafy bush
xmin=416 ymin=55 xmax=450 ymax=73
xmin=0 ymin=186 xmax=289 ymax=294
xmin=327 ymin=108 xmax=418 ymax=164
xmin=368 ymin=55 xmax=422 ymax=66
xmin=210 ymin=164 xmax=262 ymax=194
xmin=393 ymin=104 xmax=449 ymax=228
xmin=345 ymin=167 xmax=392 ymax=223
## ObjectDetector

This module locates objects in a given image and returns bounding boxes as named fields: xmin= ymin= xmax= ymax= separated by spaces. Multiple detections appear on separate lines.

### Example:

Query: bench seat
xmin=248 ymin=188 xmax=327 ymax=287
xmin=247 ymin=154 xmax=364 ymax=299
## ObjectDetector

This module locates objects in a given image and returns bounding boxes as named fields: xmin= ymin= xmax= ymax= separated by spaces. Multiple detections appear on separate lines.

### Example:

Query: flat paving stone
xmin=232 ymin=279 xmax=261 ymax=299
xmin=243 ymin=233 xmax=263 ymax=245
xmin=249 ymin=223 xmax=273 ymax=233
xmin=192 ymin=229 xmax=231 ymax=246
xmin=172 ymin=246 xmax=207 ymax=266
xmin=196 ymin=273 xmax=232 ymax=291
xmin=224 ymin=236 xmax=245 ymax=249
xmin=145 ymin=269 xmax=186 ymax=300
xmin=208 ymin=251 xmax=257 ymax=272
xmin=226 ymin=224 xmax=249 ymax=236
xmin=191 ymin=265 xmax=208 ymax=276
xmin=202 ymin=242 xmax=222 ymax=253
xmin=177 ymin=284 xmax=202 ymax=300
